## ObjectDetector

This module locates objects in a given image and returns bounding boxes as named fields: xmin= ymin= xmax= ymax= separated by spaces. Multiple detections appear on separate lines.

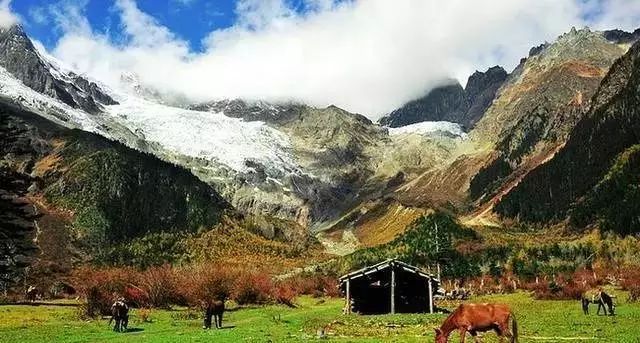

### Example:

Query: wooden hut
xmin=339 ymin=259 xmax=440 ymax=315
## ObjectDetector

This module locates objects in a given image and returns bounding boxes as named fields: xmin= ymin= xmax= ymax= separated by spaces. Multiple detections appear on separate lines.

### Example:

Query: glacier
xmin=0 ymin=60 xmax=299 ymax=175
xmin=387 ymin=121 xmax=467 ymax=139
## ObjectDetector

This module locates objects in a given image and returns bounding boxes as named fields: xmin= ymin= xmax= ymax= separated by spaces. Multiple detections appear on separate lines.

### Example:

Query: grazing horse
xmin=203 ymin=300 xmax=225 ymax=329
xmin=109 ymin=299 xmax=129 ymax=332
xmin=435 ymin=303 xmax=518 ymax=343
xmin=25 ymin=286 xmax=40 ymax=302
xmin=581 ymin=290 xmax=615 ymax=316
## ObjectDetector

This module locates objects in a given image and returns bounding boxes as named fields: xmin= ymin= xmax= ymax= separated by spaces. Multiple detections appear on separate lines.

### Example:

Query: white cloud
xmin=0 ymin=0 xmax=18 ymax=29
xmin=582 ymin=0 xmax=640 ymax=32
xmin=47 ymin=0 xmax=639 ymax=118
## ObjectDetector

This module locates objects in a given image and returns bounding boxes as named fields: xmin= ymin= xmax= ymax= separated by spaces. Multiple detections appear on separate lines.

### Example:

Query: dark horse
xmin=109 ymin=300 xmax=129 ymax=332
xmin=25 ymin=286 xmax=40 ymax=302
xmin=203 ymin=300 xmax=225 ymax=329
xmin=435 ymin=303 xmax=518 ymax=343
xmin=581 ymin=290 xmax=615 ymax=316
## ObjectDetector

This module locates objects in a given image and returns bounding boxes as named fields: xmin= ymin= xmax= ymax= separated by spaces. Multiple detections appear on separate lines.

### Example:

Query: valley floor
xmin=1 ymin=293 xmax=639 ymax=342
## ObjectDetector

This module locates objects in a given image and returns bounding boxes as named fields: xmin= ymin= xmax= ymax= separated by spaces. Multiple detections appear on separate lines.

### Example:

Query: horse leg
xmin=493 ymin=324 xmax=509 ymax=343
xmin=469 ymin=330 xmax=481 ymax=343
xmin=597 ymin=302 xmax=604 ymax=315
xmin=459 ymin=328 xmax=468 ymax=343
xmin=217 ymin=312 xmax=223 ymax=329
xmin=203 ymin=313 xmax=211 ymax=329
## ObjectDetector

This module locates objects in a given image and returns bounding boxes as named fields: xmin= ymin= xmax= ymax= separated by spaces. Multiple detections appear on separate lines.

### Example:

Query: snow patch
xmin=0 ymin=66 xmax=103 ymax=134
xmin=387 ymin=121 xmax=467 ymax=139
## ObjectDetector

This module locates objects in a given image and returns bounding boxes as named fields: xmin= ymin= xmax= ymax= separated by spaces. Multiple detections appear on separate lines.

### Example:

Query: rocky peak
xmin=379 ymin=66 xmax=508 ymax=130
xmin=189 ymin=99 xmax=305 ymax=123
xmin=463 ymin=66 xmax=508 ymax=128
xmin=0 ymin=25 xmax=117 ymax=113
xmin=528 ymin=43 xmax=549 ymax=57
xmin=603 ymin=28 xmax=640 ymax=44
xmin=465 ymin=67 xmax=507 ymax=95
xmin=378 ymin=80 xmax=465 ymax=128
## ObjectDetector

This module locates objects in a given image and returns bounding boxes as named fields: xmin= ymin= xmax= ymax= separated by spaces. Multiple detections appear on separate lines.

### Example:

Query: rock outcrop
xmin=0 ymin=25 xmax=117 ymax=113
xmin=379 ymin=66 xmax=507 ymax=129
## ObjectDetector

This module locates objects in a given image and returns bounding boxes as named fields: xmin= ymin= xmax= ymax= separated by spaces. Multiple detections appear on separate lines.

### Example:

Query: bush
xmin=278 ymin=274 xmax=339 ymax=298
xmin=176 ymin=264 xmax=235 ymax=307
xmin=233 ymin=271 xmax=273 ymax=305
xmin=526 ymin=276 xmax=587 ymax=300
xmin=627 ymin=285 xmax=640 ymax=302
xmin=70 ymin=262 xmax=342 ymax=313
xmin=72 ymin=266 xmax=137 ymax=317
xmin=138 ymin=265 xmax=181 ymax=308
xmin=272 ymin=282 xmax=297 ymax=307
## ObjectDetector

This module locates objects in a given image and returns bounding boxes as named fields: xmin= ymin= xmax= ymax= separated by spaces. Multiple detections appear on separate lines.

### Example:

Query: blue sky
xmin=12 ymin=0 xmax=342 ymax=52
xmin=13 ymin=0 xmax=239 ymax=51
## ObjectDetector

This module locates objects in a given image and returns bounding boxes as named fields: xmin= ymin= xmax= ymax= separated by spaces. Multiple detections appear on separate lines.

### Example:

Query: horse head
xmin=434 ymin=328 xmax=447 ymax=343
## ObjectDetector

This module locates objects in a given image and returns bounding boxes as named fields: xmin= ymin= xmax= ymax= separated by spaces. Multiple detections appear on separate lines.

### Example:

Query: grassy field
xmin=1 ymin=292 xmax=639 ymax=342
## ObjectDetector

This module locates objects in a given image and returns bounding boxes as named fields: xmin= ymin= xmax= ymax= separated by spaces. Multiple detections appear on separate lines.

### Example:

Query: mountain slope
xmin=0 ymin=103 xmax=230 ymax=264
xmin=494 ymin=39 xmax=640 ymax=229
xmin=467 ymin=28 xmax=630 ymax=208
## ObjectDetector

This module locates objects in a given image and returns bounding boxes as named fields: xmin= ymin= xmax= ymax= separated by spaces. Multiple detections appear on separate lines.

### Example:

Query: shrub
xmin=527 ymin=276 xmax=587 ymax=300
xmin=627 ymin=285 xmax=640 ymax=302
xmin=123 ymin=286 xmax=149 ymax=308
xmin=138 ymin=265 xmax=181 ymax=308
xmin=233 ymin=271 xmax=273 ymax=305
xmin=176 ymin=263 xmax=235 ymax=307
xmin=273 ymin=282 xmax=297 ymax=307
xmin=71 ymin=266 xmax=137 ymax=317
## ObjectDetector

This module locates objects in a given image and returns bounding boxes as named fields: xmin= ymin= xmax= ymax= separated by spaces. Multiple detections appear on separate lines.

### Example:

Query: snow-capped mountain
xmin=0 ymin=25 xmax=459 ymax=230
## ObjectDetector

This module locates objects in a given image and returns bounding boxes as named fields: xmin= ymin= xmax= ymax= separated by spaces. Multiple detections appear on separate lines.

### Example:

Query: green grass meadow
xmin=1 ymin=293 xmax=639 ymax=342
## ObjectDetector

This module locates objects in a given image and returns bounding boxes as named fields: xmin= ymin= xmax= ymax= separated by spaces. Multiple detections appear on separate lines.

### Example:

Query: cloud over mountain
xmin=13 ymin=0 xmax=640 ymax=118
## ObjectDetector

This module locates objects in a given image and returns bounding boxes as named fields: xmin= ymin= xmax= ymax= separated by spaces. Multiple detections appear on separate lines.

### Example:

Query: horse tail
xmin=511 ymin=313 xmax=518 ymax=343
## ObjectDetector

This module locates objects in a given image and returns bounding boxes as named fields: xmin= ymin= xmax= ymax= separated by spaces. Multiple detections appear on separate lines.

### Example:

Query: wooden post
xmin=345 ymin=279 xmax=351 ymax=315
xmin=390 ymin=265 xmax=396 ymax=314
xmin=428 ymin=278 xmax=434 ymax=314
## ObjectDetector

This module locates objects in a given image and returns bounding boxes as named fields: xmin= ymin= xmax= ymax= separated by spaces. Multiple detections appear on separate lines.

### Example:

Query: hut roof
xmin=338 ymin=259 xmax=437 ymax=283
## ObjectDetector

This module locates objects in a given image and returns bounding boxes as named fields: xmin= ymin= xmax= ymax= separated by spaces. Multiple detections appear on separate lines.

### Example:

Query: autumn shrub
xmin=137 ymin=265 xmax=181 ymax=308
xmin=176 ymin=263 xmax=235 ymax=307
xmin=72 ymin=266 xmax=137 ymax=317
xmin=572 ymin=268 xmax=602 ymax=289
xmin=280 ymin=274 xmax=339 ymax=298
xmin=617 ymin=265 xmax=640 ymax=302
xmin=272 ymin=281 xmax=297 ymax=307
xmin=233 ymin=271 xmax=273 ymax=305
xmin=123 ymin=285 xmax=149 ymax=307
xmin=528 ymin=276 xmax=587 ymax=300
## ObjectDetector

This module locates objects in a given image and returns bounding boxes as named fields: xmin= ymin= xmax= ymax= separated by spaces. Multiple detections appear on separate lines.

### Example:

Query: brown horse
xmin=435 ymin=303 xmax=518 ymax=343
